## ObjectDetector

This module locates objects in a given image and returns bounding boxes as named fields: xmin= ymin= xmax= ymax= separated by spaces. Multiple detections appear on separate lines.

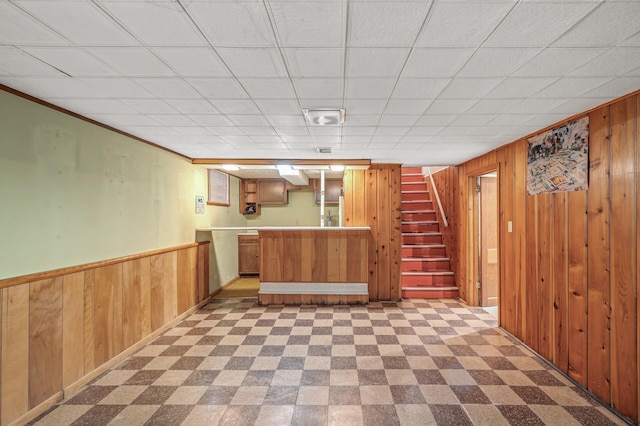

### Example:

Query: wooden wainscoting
xmin=0 ymin=242 xmax=209 ymax=426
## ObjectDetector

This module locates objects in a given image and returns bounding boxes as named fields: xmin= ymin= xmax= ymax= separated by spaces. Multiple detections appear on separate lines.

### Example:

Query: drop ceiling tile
xmin=406 ymin=127 xmax=444 ymax=136
xmin=392 ymin=78 xmax=450 ymax=99
xmin=227 ymin=115 xmax=271 ymax=126
xmin=187 ymin=78 xmax=248 ymax=99
xmin=217 ymin=48 xmax=287 ymax=78
xmin=210 ymin=99 xmax=261 ymax=115
xmin=183 ymin=2 xmax=273 ymax=47
xmin=346 ymin=48 xmax=410 ymax=77
xmin=256 ymin=141 xmax=288 ymax=150
xmin=437 ymin=78 xmax=502 ymax=99
xmin=466 ymin=98 xmax=521 ymax=114
xmin=457 ymin=48 xmax=540 ymax=77
xmin=153 ymin=48 xmax=230 ymax=77
xmin=581 ymin=77 xmax=640 ymax=99
xmin=342 ymin=135 xmax=372 ymax=144
xmin=415 ymin=114 xmax=457 ymax=126
xmin=284 ymin=48 xmax=343 ymax=78
xmin=379 ymin=115 xmax=419 ymax=126
xmin=345 ymin=78 xmax=396 ymax=99
xmin=79 ymin=78 xmax=153 ymax=99
xmin=207 ymin=125 xmax=245 ymax=135
xmin=343 ymin=115 xmax=381 ymax=126
xmin=553 ymin=2 xmax=640 ymax=47
xmin=133 ymin=78 xmax=201 ymax=99
xmin=522 ymin=114 xmax=575 ymax=129
xmin=294 ymin=78 xmax=343 ymax=99
xmin=369 ymin=135 xmax=402 ymax=144
xmin=485 ymin=78 xmax=557 ymax=99
xmin=450 ymin=114 xmax=497 ymax=126
xmin=238 ymin=78 xmax=296 ymax=99
xmin=0 ymin=47 xmax=64 ymax=77
xmin=299 ymin=98 xmax=343 ymax=110
xmin=621 ymin=31 xmax=640 ymax=46
xmin=20 ymin=47 xmax=117 ymax=77
xmin=91 ymin=114 xmax=160 ymax=127
xmin=266 ymin=115 xmax=306 ymax=126
xmin=570 ymin=47 xmax=640 ymax=77
xmin=416 ymin=2 xmax=512 ymax=47
xmin=282 ymin=134 xmax=312 ymax=143
xmin=403 ymin=49 xmax=475 ymax=78
xmin=11 ymin=77 xmax=103 ymax=99
xmin=343 ymin=127 xmax=376 ymax=136
xmin=148 ymin=114 xmax=196 ymax=127
xmin=344 ymin=99 xmax=387 ymax=115
xmin=549 ymin=97 xmax=611 ymax=115
xmin=274 ymin=127 xmax=310 ymax=136
xmin=533 ymin=77 xmax=612 ymax=99
xmin=100 ymin=1 xmax=205 ymax=45
xmin=513 ymin=48 xmax=606 ymax=78
xmin=374 ymin=126 xmax=411 ymax=135
xmin=485 ymin=2 xmax=596 ymax=47
xmin=507 ymin=98 xmax=568 ymax=115
xmin=385 ymin=99 xmax=431 ymax=115
xmin=269 ymin=2 xmax=344 ymax=47
xmin=488 ymin=114 xmax=535 ymax=127
xmin=63 ymin=98 xmax=138 ymax=115
xmin=425 ymin=99 xmax=475 ymax=114
xmin=10 ymin=0 xmax=124 ymax=46
xmin=439 ymin=126 xmax=476 ymax=136
xmin=121 ymin=99 xmax=178 ymax=114
xmin=254 ymin=99 xmax=300 ymax=114
xmin=238 ymin=126 xmax=277 ymax=136
xmin=87 ymin=47 xmax=175 ymax=77
xmin=348 ymin=2 xmax=431 ymax=47
xmin=165 ymin=99 xmax=219 ymax=115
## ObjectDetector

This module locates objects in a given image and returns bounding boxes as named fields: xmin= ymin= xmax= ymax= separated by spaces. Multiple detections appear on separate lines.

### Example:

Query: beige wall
xmin=0 ymin=90 xmax=243 ymax=291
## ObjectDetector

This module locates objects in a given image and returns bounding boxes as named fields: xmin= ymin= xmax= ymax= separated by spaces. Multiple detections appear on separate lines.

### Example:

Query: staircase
xmin=401 ymin=167 xmax=458 ymax=299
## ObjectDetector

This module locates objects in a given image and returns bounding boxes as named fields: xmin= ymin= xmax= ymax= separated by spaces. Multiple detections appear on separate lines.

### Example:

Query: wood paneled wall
xmin=0 ymin=242 xmax=209 ymax=426
xmin=343 ymin=164 xmax=402 ymax=300
xmin=431 ymin=91 xmax=640 ymax=423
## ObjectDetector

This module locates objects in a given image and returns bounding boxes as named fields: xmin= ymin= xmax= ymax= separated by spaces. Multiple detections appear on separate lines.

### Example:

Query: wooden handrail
xmin=425 ymin=167 xmax=448 ymax=228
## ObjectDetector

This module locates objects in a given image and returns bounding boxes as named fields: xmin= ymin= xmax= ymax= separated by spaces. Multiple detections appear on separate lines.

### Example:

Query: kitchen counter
xmin=197 ymin=226 xmax=370 ymax=231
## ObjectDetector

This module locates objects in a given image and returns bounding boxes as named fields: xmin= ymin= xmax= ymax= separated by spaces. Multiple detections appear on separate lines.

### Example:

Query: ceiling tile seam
xmin=7 ymin=0 xmax=75 ymax=46
xmin=339 ymin=0 xmax=349 ymax=148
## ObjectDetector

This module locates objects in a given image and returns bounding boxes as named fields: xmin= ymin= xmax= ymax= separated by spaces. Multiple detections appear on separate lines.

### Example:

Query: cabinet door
xmin=238 ymin=235 xmax=259 ymax=275
xmin=315 ymin=179 xmax=343 ymax=204
xmin=257 ymin=179 xmax=288 ymax=205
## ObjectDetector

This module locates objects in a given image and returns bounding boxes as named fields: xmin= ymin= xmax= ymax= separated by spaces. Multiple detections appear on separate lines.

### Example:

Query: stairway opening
xmin=400 ymin=167 xmax=458 ymax=299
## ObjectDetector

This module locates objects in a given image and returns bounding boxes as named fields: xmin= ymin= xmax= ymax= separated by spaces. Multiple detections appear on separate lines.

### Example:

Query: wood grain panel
xmin=365 ymin=170 xmax=378 ymax=298
xmin=513 ymin=141 xmax=528 ymax=339
xmin=567 ymin=190 xmax=588 ymax=384
xmin=163 ymin=251 xmax=177 ymax=324
xmin=63 ymin=272 xmax=85 ymax=387
xmin=177 ymin=249 xmax=191 ymax=315
xmin=552 ymin=192 xmax=568 ymax=370
xmin=122 ymin=258 xmax=151 ymax=350
xmin=502 ymin=146 xmax=515 ymax=330
xmin=94 ymin=264 xmax=122 ymax=367
xmin=197 ymin=243 xmax=209 ymax=300
xmin=377 ymin=169 xmax=391 ymax=300
xmin=312 ymin=233 xmax=328 ymax=282
xmin=609 ymin=96 xmax=637 ymax=421
xmin=537 ymin=193 xmax=553 ymax=361
xmin=525 ymin=194 xmax=539 ymax=352
xmin=327 ymin=232 xmax=342 ymax=282
xmin=342 ymin=170 xmax=354 ymax=226
xmin=29 ymin=277 xmax=63 ymax=408
xmin=587 ymin=106 xmax=610 ymax=399
xmin=389 ymin=165 xmax=403 ymax=300
xmin=150 ymin=255 xmax=165 ymax=332
xmin=1 ymin=284 xmax=30 ymax=425
xmin=83 ymin=270 xmax=95 ymax=374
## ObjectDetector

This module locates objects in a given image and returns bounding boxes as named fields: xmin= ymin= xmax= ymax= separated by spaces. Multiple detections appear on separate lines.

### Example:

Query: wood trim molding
xmin=0 ymin=241 xmax=210 ymax=289
xmin=192 ymin=158 xmax=371 ymax=167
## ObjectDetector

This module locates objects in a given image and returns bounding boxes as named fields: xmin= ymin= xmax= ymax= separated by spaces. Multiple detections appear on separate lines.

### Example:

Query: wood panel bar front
xmin=258 ymin=228 xmax=369 ymax=305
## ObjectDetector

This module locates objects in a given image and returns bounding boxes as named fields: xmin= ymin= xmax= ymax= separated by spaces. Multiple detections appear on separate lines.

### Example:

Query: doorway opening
xmin=470 ymin=172 xmax=499 ymax=318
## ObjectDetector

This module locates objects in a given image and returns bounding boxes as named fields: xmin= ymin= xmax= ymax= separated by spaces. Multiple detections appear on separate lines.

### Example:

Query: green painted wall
xmin=0 ymin=90 xmax=244 ymax=291
xmin=245 ymin=190 xmax=322 ymax=227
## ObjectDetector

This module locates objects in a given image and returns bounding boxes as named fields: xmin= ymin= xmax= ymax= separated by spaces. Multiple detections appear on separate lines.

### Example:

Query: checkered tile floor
xmin=32 ymin=298 xmax=627 ymax=425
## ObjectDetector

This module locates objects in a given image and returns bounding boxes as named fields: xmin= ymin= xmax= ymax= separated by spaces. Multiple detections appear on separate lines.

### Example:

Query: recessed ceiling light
xmin=303 ymin=108 xmax=345 ymax=126
xmin=330 ymin=165 xmax=345 ymax=171
xmin=222 ymin=164 xmax=239 ymax=171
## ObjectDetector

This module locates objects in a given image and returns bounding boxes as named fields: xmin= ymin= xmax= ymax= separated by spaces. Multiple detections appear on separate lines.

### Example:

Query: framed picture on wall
xmin=207 ymin=169 xmax=230 ymax=206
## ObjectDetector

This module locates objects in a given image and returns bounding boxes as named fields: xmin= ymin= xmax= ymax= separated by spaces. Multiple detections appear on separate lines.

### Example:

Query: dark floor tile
xmin=301 ymin=370 xmax=330 ymax=386
xmin=423 ymin=313 xmax=443 ymax=320
xmin=419 ymin=335 xmax=444 ymax=345
xmin=197 ymin=386 xmax=238 ymax=405
xmin=329 ymin=386 xmax=361 ymax=405
xmin=355 ymin=345 xmax=380 ymax=356
xmin=294 ymin=319 xmax=314 ymax=327
xmin=447 ymin=320 xmax=468 ymax=327
xmin=413 ymin=369 xmax=447 ymax=385
xmin=170 ymin=356 xmax=204 ymax=370
xmin=565 ymin=406 xmax=621 ymax=426
xmin=123 ymin=370 xmax=164 ymax=386
xmin=497 ymin=405 xmax=545 ymax=426
xmin=468 ymin=370 xmax=505 ymax=385
xmin=315 ymin=313 xmax=333 ymax=319
xmin=332 ymin=335 xmax=354 ymax=345
xmin=451 ymin=385 xmax=491 ymax=404
xmin=375 ymin=335 xmax=399 ymax=345
xmin=361 ymin=405 xmax=400 ymax=426
xmin=271 ymin=327 xmax=293 ymax=335
xmin=299 ymin=307 xmax=317 ymax=313
xmin=186 ymin=327 xmax=211 ymax=335
xmin=219 ymin=405 xmax=261 ymax=426
xmin=523 ymin=370 xmax=564 ymax=386
xmin=358 ymin=369 xmax=389 ymax=385
xmin=66 ymin=386 xmax=117 ymax=405
xmin=263 ymin=386 xmax=299 ymax=405
xmin=224 ymin=356 xmax=255 ymax=370
xmin=204 ymin=314 xmax=226 ymax=320
xmin=291 ymin=405 xmax=328 ymax=426
xmin=160 ymin=345 xmax=191 ymax=356
xmin=70 ymin=405 xmax=126 ymax=426
xmin=277 ymin=357 xmax=305 ymax=370
xmin=430 ymin=404 xmax=474 ymax=426
xmin=182 ymin=370 xmax=219 ymax=386
xmin=333 ymin=319 xmax=352 ymax=327
xmin=308 ymin=345 xmax=332 ymax=356
xmin=279 ymin=313 xmax=297 ymax=319
xmin=447 ymin=345 xmax=477 ymax=356
xmin=482 ymin=356 xmax=517 ymax=370
xmin=390 ymin=385 xmax=426 ymax=404
xmin=401 ymin=345 xmax=429 ymax=356
xmin=511 ymin=386 xmax=557 ymax=405
xmin=381 ymin=356 xmax=411 ymax=370
xmin=229 ymin=327 xmax=252 ymax=335
xmin=331 ymin=356 xmax=357 ymax=370
xmin=394 ymin=327 xmax=416 ymax=335
xmin=371 ymin=320 xmax=391 ymax=327
xmin=196 ymin=335 xmax=224 ymax=345
xmin=435 ymin=307 xmax=454 ymax=314
xmin=462 ymin=335 xmax=489 ymax=345
xmin=242 ymin=335 xmax=267 ymax=345
xmin=312 ymin=326 xmax=332 ymax=335
xmin=497 ymin=345 xmax=527 ymax=357
xmin=432 ymin=356 xmax=464 ymax=370
xmin=408 ymin=320 xmax=430 ymax=327
xmin=433 ymin=326 xmax=457 ymax=335
xmin=241 ymin=313 xmax=262 ymax=319
xmin=210 ymin=345 xmax=238 ymax=356
xmin=132 ymin=386 xmax=177 ymax=405
xmin=351 ymin=313 xmax=369 ymax=320
xmin=242 ymin=370 xmax=275 ymax=386
xmin=216 ymin=320 xmax=238 ymax=327
xmin=255 ymin=319 xmax=276 ymax=327
xmin=151 ymin=335 xmax=180 ymax=345
xmin=259 ymin=345 xmax=285 ymax=356
xmin=179 ymin=320 xmax=201 ymax=327
xmin=353 ymin=326 xmax=374 ymax=335
xmin=143 ymin=405 xmax=192 ymax=426
xmin=288 ymin=335 xmax=311 ymax=345
xmin=115 ymin=356 xmax=154 ymax=370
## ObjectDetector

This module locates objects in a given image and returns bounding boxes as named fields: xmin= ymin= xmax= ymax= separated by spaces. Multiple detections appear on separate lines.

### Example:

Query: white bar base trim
xmin=259 ymin=282 xmax=368 ymax=295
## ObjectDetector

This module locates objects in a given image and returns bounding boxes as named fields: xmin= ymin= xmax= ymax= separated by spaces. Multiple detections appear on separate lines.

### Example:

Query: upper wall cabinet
xmin=314 ymin=179 xmax=343 ymax=204
xmin=257 ymin=179 xmax=288 ymax=205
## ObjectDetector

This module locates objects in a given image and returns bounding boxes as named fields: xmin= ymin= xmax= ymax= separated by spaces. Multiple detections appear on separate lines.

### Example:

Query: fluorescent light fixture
xmin=222 ymin=164 xmax=239 ymax=171
xmin=276 ymin=164 xmax=292 ymax=171
xmin=303 ymin=108 xmax=345 ymax=126
xmin=330 ymin=165 xmax=345 ymax=171
xmin=278 ymin=168 xmax=309 ymax=185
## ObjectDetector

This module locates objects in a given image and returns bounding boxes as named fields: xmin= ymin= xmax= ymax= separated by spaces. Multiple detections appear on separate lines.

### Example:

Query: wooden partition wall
xmin=0 ymin=242 xmax=210 ymax=426
xmin=343 ymin=164 xmax=403 ymax=300
xmin=431 ymin=91 xmax=640 ymax=422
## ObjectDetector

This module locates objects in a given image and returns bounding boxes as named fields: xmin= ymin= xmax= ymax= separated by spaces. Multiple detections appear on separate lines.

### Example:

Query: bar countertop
xmin=196 ymin=226 xmax=371 ymax=231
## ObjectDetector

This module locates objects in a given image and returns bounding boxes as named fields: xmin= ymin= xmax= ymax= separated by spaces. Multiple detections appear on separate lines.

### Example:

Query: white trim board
xmin=259 ymin=282 xmax=368 ymax=295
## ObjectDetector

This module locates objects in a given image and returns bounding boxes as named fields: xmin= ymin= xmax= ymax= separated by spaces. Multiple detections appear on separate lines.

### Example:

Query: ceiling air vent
xmin=315 ymin=147 xmax=333 ymax=154
xmin=303 ymin=109 xmax=345 ymax=126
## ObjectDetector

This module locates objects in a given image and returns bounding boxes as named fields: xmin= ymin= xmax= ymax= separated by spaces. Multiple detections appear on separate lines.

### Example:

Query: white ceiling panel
xmin=343 ymin=115 xmax=381 ymax=126
xmin=513 ymin=48 xmax=605 ymax=78
xmin=348 ymin=2 xmax=431 ymax=47
xmin=61 ymin=98 xmax=138 ymax=114
xmin=416 ymin=2 xmax=513 ymax=48
xmin=153 ymin=48 xmax=230 ymax=77
xmin=186 ymin=78 xmax=248 ymax=99
xmin=13 ymin=77 xmax=103 ymax=99
xmin=485 ymin=2 xmax=597 ymax=47
xmin=392 ymin=78 xmax=450 ymax=99
xmin=293 ymin=78 xmax=342 ymax=99
xmin=415 ymin=115 xmax=457 ymax=127
xmin=165 ymin=99 xmax=219 ymax=115
xmin=466 ymin=99 xmax=522 ymax=114
xmin=508 ymin=98 xmax=568 ymax=115
xmin=240 ymin=78 xmax=296 ymax=99
xmin=21 ymin=47 xmax=117 ymax=77
xmin=458 ymin=48 xmax=541 ymax=77
xmin=425 ymin=99 xmax=476 ymax=115
xmin=485 ymin=78 xmax=558 ymax=99
xmin=210 ymin=99 xmax=261 ymax=115
xmin=227 ymin=115 xmax=271 ymax=126
xmin=385 ymin=99 xmax=431 ymax=115
xmin=266 ymin=115 xmax=306 ymax=126
xmin=100 ymin=1 xmax=205 ymax=46
xmin=217 ymin=48 xmax=287 ymax=78
xmin=269 ymin=2 xmax=344 ymax=48
xmin=378 ymin=115 xmax=419 ymax=126
xmin=403 ymin=49 xmax=474 ymax=78
xmin=438 ymin=78 xmax=503 ymax=99
xmin=133 ymin=78 xmax=201 ymax=99
xmin=86 ymin=47 xmax=175 ymax=77
xmin=284 ymin=48 xmax=343 ymax=78
xmin=148 ymin=114 xmax=196 ymax=127
xmin=346 ymin=78 xmax=396 ymax=99
xmin=80 ymin=78 xmax=153 ymax=99
xmin=571 ymin=47 xmax=640 ymax=77
xmin=0 ymin=47 xmax=64 ymax=77
xmin=344 ymin=99 xmax=387 ymax=115
xmin=0 ymin=3 xmax=68 ymax=45
xmin=15 ymin=1 xmax=133 ymax=45
xmin=121 ymin=99 xmax=178 ymax=115
xmin=451 ymin=114 xmax=497 ymax=127
xmin=533 ymin=77 xmax=612 ymax=99
xmin=346 ymin=48 xmax=410 ymax=77
xmin=183 ymin=2 xmax=273 ymax=47
xmin=581 ymin=77 xmax=640 ymax=99
xmin=254 ymin=99 xmax=300 ymax=114
xmin=375 ymin=126 xmax=411 ymax=136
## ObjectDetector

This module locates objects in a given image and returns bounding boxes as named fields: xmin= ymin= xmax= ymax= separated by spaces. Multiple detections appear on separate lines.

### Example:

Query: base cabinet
xmin=238 ymin=234 xmax=259 ymax=275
